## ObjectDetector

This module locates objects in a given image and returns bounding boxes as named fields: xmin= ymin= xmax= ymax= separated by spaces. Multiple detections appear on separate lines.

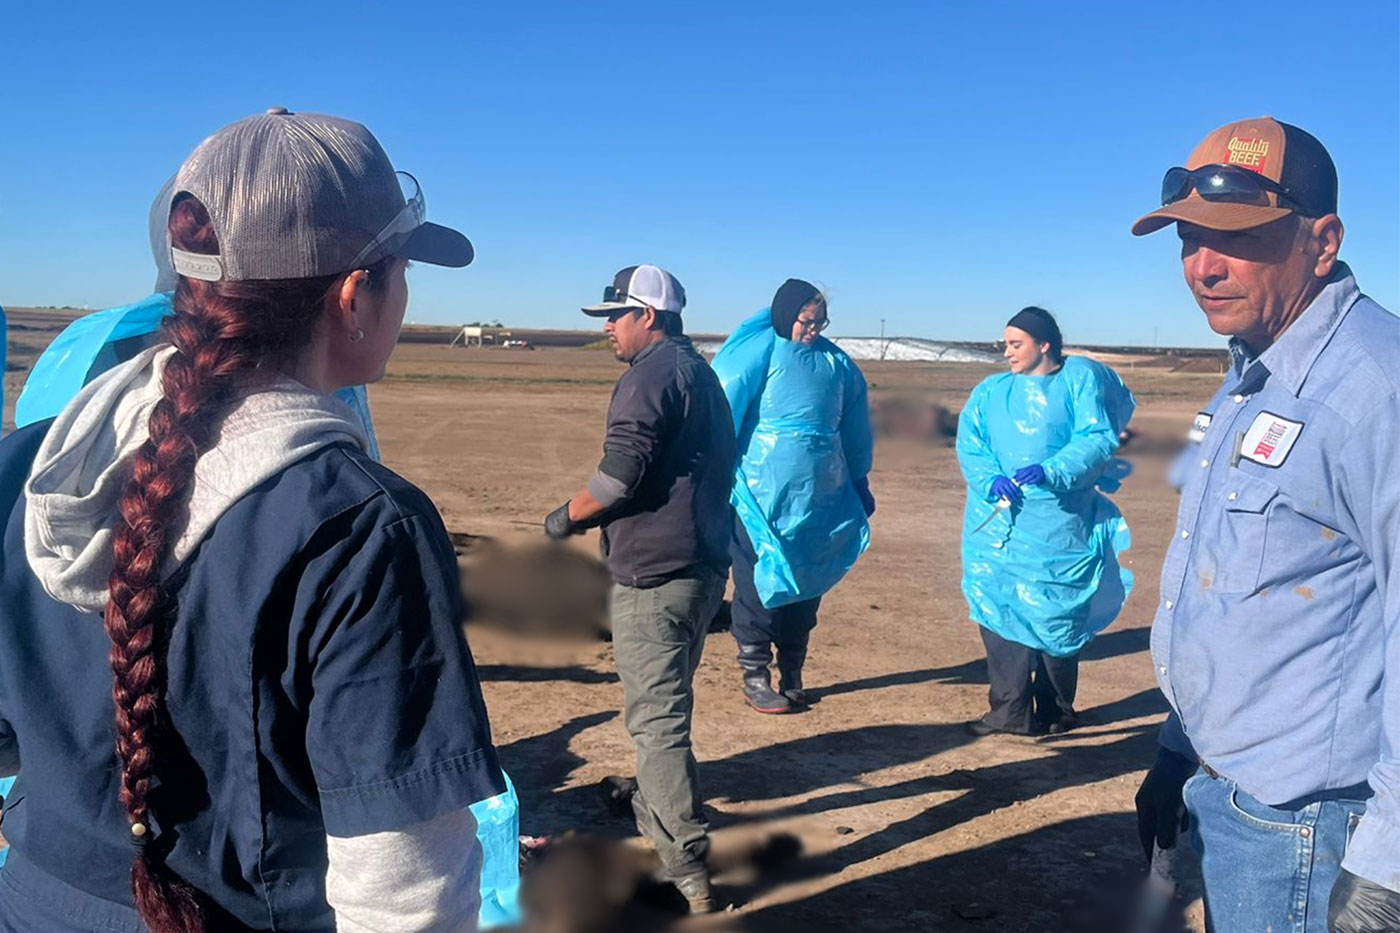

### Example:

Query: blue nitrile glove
xmin=854 ymin=476 xmax=876 ymax=517
xmin=1013 ymin=464 xmax=1046 ymax=487
xmin=989 ymin=476 xmax=1022 ymax=504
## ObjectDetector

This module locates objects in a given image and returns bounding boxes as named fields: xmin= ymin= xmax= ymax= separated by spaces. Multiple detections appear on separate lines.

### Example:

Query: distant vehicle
xmin=501 ymin=339 xmax=534 ymax=350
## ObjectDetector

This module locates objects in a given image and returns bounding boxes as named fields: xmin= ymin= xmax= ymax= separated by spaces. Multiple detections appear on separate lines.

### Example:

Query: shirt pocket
xmin=1210 ymin=472 xmax=1279 ymax=595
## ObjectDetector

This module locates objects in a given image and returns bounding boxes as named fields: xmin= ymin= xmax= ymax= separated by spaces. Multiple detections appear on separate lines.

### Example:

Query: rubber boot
xmin=738 ymin=643 xmax=792 ymax=714
xmin=776 ymin=645 xmax=809 ymax=707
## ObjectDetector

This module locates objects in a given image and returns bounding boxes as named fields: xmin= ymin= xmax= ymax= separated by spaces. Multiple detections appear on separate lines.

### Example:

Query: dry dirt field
xmin=2 ymin=309 xmax=1225 ymax=932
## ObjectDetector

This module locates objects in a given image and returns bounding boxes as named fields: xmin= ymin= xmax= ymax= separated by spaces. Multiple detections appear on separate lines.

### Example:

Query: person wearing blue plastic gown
xmin=713 ymin=279 xmax=875 ymax=714
xmin=957 ymin=306 xmax=1135 ymax=737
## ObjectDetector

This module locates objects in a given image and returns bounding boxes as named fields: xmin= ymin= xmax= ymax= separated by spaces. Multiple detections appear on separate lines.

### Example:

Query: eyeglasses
xmin=349 ymin=172 xmax=426 ymax=268
xmin=797 ymin=317 xmax=829 ymax=333
xmin=1160 ymin=164 xmax=1303 ymax=211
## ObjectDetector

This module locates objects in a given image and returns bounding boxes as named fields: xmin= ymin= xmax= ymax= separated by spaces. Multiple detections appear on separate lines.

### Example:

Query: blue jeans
xmin=1184 ymin=769 xmax=1368 ymax=932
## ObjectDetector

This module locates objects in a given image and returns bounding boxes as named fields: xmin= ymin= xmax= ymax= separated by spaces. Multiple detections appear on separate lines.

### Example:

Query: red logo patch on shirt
xmin=1239 ymin=412 xmax=1303 ymax=468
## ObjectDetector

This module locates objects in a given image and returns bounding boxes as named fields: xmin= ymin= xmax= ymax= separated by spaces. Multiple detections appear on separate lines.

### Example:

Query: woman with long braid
xmin=0 ymin=110 xmax=500 ymax=931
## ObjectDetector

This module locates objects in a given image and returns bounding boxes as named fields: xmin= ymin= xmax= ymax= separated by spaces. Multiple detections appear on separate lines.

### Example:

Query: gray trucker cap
xmin=169 ymin=107 xmax=473 ymax=282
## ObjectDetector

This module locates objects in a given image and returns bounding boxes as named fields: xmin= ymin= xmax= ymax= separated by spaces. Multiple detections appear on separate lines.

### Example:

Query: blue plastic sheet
xmin=711 ymin=309 xmax=873 ymax=608
xmin=15 ymin=293 xmax=380 ymax=458
xmin=470 ymin=771 xmax=523 ymax=928
xmin=957 ymin=355 xmax=1136 ymax=656
xmin=15 ymin=294 xmax=173 ymax=428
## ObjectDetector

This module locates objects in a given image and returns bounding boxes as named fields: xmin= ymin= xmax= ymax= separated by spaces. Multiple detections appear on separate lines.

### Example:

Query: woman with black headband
xmin=956 ymin=306 xmax=1136 ymax=736
xmin=711 ymin=279 xmax=875 ymax=714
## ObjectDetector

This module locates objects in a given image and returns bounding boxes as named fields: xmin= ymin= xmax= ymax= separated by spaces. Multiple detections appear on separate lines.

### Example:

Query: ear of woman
xmin=335 ymin=270 xmax=375 ymax=342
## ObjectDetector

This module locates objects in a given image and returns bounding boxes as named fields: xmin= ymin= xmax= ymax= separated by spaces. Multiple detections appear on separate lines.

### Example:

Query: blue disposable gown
xmin=712 ymin=310 xmax=873 ymax=608
xmin=957 ymin=355 xmax=1136 ymax=656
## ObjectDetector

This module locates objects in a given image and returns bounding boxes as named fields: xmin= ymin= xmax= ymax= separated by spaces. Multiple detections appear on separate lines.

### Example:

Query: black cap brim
xmin=401 ymin=221 xmax=474 ymax=267
xmin=581 ymin=301 xmax=645 ymax=316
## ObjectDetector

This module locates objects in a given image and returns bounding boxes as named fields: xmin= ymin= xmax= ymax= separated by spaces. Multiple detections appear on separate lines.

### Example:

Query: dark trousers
xmin=978 ymin=626 xmax=1079 ymax=732
xmin=729 ymin=515 xmax=820 ymax=662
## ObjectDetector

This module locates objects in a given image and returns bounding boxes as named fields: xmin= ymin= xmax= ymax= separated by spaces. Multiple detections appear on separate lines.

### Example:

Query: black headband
xmin=771 ymin=278 xmax=821 ymax=339
xmin=1006 ymin=306 xmax=1062 ymax=354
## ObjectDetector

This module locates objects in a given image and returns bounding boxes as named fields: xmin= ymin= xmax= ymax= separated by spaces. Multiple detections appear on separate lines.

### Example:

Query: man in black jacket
xmin=544 ymin=264 xmax=735 ymax=912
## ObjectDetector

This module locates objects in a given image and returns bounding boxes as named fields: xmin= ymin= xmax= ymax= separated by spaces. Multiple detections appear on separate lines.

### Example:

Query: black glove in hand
xmin=1329 ymin=869 xmax=1400 ymax=933
xmin=544 ymin=502 xmax=581 ymax=539
xmin=1134 ymin=746 xmax=1197 ymax=864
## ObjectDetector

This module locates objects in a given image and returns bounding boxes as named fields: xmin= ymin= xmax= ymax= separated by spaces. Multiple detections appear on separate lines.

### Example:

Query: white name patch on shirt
xmin=1188 ymin=411 xmax=1212 ymax=444
xmin=1239 ymin=412 xmax=1304 ymax=468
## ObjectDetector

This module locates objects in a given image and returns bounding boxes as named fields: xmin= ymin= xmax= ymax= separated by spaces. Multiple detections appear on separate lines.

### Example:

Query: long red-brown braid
xmin=103 ymin=194 xmax=386 ymax=932
xmin=105 ymin=296 xmax=248 ymax=932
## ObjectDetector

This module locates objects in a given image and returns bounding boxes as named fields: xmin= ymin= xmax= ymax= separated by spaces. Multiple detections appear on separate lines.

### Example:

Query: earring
xmin=349 ymin=328 xmax=365 ymax=343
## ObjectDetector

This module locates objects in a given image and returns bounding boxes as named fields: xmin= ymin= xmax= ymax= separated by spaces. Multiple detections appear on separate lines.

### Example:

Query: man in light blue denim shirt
xmin=1131 ymin=117 xmax=1400 ymax=932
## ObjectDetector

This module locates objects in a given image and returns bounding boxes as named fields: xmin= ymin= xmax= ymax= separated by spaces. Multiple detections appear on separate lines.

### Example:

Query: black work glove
xmin=1329 ymin=869 xmax=1400 ymax=933
xmin=544 ymin=502 xmax=581 ymax=539
xmin=1134 ymin=746 xmax=1196 ymax=864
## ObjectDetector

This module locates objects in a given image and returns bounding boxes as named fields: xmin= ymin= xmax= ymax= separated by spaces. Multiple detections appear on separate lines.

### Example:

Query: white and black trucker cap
xmin=582 ymin=264 xmax=686 ymax=316
xmin=168 ymin=107 xmax=473 ymax=282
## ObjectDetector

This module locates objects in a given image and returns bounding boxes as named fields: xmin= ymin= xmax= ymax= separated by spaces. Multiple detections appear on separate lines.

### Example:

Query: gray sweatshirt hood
xmin=25 ymin=344 xmax=368 ymax=612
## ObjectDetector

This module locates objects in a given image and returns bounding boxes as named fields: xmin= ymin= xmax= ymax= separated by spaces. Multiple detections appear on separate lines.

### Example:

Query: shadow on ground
xmin=496 ymin=647 xmax=1178 ymax=932
xmin=735 ymin=811 xmax=1194 ymax=932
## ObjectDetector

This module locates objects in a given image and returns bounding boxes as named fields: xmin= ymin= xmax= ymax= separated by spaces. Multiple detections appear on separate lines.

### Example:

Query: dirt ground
xmin=372 ymin=340 xmax=1219 ymax=933
xmin=2 ymin=310 xmax=1222 ymax=932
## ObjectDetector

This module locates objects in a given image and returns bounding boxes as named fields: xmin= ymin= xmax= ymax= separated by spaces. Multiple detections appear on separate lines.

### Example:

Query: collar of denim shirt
xmin=1225 ymin=262 xmax=1361 ymax=397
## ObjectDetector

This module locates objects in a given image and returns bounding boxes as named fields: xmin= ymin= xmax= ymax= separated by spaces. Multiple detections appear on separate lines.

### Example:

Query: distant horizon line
xmin=1 ymin=304 xmax=1228 ymax=354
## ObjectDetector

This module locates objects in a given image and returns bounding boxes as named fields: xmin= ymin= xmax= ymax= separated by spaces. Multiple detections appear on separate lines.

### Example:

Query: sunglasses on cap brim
xmin=349 ymin=172 xmax=426 ymax=268
xmin=602 ymin=285 xmax=651 ymax=306
xmin=1160 ymin=164 xmax=1304 ymax=212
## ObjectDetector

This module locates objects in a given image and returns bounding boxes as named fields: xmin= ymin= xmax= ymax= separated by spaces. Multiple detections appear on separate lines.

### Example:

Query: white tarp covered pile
xmin=827 ymin=338 xmax=1000 ymax=363
xmin=696 ymin=336 xmax=999 ymax=364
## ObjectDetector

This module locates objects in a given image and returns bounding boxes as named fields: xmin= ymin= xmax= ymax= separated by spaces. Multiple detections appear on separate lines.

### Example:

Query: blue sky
xmin=1 ymin=1 xmax=1395 ymax=347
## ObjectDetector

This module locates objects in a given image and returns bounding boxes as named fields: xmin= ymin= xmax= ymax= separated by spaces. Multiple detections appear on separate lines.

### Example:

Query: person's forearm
xmin=546 ymin=451 xmax=645 ymax=538
xmin=567 ymin=488 xmax=609 ymax=524
xmin=1158 ymin=710 xmax=1196 ymax=760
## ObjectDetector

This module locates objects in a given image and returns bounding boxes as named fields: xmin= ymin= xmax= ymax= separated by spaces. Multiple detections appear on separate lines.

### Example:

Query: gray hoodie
xmin=24 ymin=344 xmax=368 ymax=612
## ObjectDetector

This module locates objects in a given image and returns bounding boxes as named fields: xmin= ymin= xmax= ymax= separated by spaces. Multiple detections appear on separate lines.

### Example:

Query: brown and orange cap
xmin=1132 ymin=117 xmax=1337 ymax=236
